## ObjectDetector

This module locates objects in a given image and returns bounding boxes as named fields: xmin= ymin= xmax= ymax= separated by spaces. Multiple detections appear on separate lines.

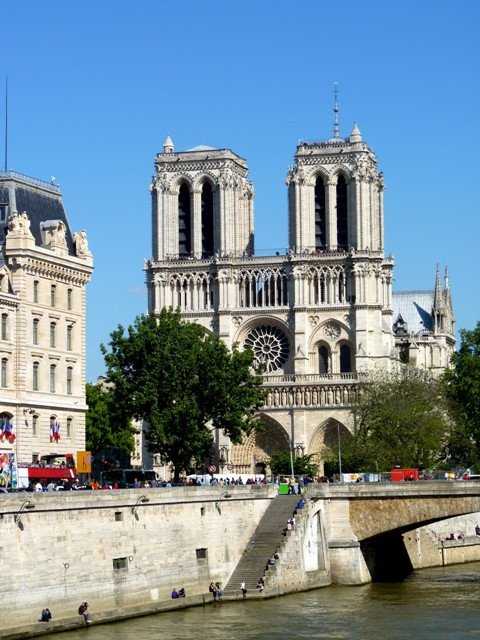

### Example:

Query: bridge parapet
xmin=308 ymin=481 xmax=480 ymax=541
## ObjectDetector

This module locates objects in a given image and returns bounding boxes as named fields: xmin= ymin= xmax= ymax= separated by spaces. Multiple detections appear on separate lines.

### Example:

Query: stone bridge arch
xmin=308 ymin=484 xmax=480 ymax=583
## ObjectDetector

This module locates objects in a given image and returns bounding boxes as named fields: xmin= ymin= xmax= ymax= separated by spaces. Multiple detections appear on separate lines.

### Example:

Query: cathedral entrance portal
xmin=310 ymin=418 xmax=351 ymax=478
xmin=230 ymin=414 xmax=291 ymax=478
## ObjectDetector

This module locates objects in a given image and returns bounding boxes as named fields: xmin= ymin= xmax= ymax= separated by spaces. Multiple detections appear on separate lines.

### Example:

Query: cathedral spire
xmin=433 ymin=263 xmax=443 ymax=312
xmin=333 ymin=82 xmax=340 ymax=139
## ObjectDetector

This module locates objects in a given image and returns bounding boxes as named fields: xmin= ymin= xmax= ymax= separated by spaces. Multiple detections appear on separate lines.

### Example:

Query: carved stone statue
xmin=73 ymin=229 xmax=91 ymax=256
xmin=7 ymin=210 xmax=33 ymax=238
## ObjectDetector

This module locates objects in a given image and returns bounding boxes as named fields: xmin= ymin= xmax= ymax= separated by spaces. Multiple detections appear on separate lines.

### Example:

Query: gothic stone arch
xmin=309 ymin=417 xmax=351 ymax=476
xmin=230 ymin=414 xmax=290 ymax=475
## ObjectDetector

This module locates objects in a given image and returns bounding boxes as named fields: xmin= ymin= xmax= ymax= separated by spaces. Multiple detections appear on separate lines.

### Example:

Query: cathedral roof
xmin=186 ymin=145 xmax=217 ymax=151
xmin=392 ymin=291 xmax=434 ymax=334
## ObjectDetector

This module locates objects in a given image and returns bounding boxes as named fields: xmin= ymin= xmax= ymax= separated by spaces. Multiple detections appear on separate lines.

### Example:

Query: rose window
xmin=244 ymin=325 xmax=290 ymax=373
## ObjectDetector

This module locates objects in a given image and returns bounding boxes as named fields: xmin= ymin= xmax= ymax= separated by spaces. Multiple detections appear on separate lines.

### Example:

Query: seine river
xmin=60 ymin=563 xmax=480 ymax=640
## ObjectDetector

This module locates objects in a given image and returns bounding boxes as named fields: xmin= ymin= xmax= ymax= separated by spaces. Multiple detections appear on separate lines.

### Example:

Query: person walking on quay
xmin=240 ymin=580 xmax=247 ymax=598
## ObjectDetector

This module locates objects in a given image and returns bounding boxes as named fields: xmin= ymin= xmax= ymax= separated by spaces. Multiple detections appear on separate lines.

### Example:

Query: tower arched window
xmin=201 ymin=182 xmax=214 ymax=258
xmin=178 ymin=183 xmax=192 ymax=257
xmin=319 ymin=345 xmax=329 ymax=374
xmin=315 ymin=177 xmax=326 ymax=251
xmin=336 ymin=175 xmax=348 ymax=249
xmin=339 ymin=344 xmax=352 ymax=373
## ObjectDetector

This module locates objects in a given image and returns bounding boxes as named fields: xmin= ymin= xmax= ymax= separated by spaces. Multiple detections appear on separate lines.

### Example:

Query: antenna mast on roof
xmin=333 ymin=81 xmax=340 ymax=139
xmin=4 ymin=76 xmax=7 ymax=172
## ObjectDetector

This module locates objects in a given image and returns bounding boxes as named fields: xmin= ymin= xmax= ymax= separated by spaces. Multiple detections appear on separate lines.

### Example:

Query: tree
xmin=269 ymin=450 xmax=317 ymax=477
xmin=101 ymin=309 xmax=266 ymax=480
xmin=85 ymin=382 xmax=135 ymax=456
xmin=443 ymin=322 xmax=480 ymax=468
xmin=329 ymin=367 xmax=453 ymax=472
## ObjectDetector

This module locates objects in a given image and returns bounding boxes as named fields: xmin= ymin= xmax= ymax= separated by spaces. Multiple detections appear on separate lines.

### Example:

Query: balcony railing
xmin=0 ymin=170 xmax=60 ymax=193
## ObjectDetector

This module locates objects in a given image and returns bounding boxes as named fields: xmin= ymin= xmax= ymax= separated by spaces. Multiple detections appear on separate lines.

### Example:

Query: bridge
xmin=307 ymin=481 xmax=480 ymax=584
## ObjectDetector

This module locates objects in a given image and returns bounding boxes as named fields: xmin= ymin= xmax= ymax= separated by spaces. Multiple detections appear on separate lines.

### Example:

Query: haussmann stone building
xmin=145 ymin=115 xmax=455 ymax=477
xmin=0 ymin=170 xmax=93 ymax=469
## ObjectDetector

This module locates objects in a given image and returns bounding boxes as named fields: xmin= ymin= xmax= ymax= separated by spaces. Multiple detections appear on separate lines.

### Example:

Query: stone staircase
xmin=223 ymin=494 xmax=300 ymax=595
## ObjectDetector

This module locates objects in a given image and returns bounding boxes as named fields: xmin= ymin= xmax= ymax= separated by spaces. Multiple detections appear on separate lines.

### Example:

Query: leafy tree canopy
xmin=269 ymin=450 xmax=317 ymax=477
xmin=85 ymin=382 xmax=135 ymax=455
xmin=443 ymin=322 xmax=480 ymax=468
xmin=101 ymin=309 xmax=266 ymax=479
xmin=325 ymin=366 xmax=453 ymax=473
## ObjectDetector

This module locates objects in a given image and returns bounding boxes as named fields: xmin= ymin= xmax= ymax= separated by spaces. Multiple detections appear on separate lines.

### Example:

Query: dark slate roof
xmin=0 ymin=171 xmax=75 ymax=255
xmin=392 ymin=291 xmax=434 ymax=334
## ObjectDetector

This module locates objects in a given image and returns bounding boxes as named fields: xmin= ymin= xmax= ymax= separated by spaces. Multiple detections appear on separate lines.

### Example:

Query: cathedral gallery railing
xmin=261 ymin=372 xmax=365 ymax=410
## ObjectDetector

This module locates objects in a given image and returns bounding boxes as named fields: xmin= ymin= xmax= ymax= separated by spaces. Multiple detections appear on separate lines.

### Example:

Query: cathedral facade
xmin=145 ymin=121 xmax=455 ymax=476
xmin=0 ymin=171 xmax=93 ymax=466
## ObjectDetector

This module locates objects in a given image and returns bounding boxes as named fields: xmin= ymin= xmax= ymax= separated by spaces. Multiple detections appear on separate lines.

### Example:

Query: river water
xmin=60 ymin=563 xmax=480 ymax=640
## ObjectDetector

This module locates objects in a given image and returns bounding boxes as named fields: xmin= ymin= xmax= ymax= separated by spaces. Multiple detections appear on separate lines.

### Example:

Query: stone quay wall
xmin=403 ymin=513 xmax=480 ymax=569
xmin=1 ymin=486 xmax=278 ymax=635
xmin=1 ymin=485 xmax=334 ymax=638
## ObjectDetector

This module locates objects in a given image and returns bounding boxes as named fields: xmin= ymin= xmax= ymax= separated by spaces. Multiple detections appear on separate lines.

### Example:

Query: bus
xmin=17 ymin=453 xmax=77 ymax=489
xmin=99 ymin=468 xmax=158 ymax=488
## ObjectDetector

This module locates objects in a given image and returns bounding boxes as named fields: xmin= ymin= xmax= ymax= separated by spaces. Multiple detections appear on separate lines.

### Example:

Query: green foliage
xmin=333 ymin=367 xmax=453 ymax=472
xmin=101 ymin=309 xmax=266 ymax=479
xmin=85 ymin=382 xmax=135 ymax=455
xmin=443 ymin=322 xmax=480 ymax=468
xmin=269 ymin=450 xmax=317 ymax=477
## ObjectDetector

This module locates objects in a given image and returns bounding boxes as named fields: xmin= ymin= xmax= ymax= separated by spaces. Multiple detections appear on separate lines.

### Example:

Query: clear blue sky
xmin=3 ymin=0 xmax=479 ymax=382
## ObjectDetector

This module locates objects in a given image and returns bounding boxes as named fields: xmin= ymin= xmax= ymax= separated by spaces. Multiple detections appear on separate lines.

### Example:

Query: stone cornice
xmin=18 ymin=257 xmax=92 ymax=285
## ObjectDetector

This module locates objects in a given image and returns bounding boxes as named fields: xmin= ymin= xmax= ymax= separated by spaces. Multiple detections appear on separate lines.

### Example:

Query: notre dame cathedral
xmin=145 ymin=113 xmax=455 ymax=476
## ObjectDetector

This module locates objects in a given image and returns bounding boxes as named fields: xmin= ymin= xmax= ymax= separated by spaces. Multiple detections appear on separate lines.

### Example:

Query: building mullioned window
xmin=33 ymin=362 xmax=39 ymax=391
xmin=33 ymin=318 xmax=39 ymax=345
xmin=1 ymin=358 xmax=7 ymax=388
xmin=50 ymin=364 xmax=56 ymax=393
xmin=50 ymin=322 xmax=56 ymax=348
xmin=67 ymin=366 xmax=73 ymax=395
xmin=1 ymin=314 xmax=6 ymax=340
xmin=33 ymin=280 xmax=39 ymax=303
xmin=51 ymin=285 xmax=56 ymax=307
xmin=67 ymin=325 xmax=72 ymax=351
xmin=67 ymin=288 xmax=72 ymax=311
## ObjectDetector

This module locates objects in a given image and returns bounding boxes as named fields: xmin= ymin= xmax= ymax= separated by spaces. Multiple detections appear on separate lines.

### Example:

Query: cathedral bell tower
xmin=150 ymin=136 xmax=254 ymax=262
xmin=286 ymin=121 xmax=385 ymax=254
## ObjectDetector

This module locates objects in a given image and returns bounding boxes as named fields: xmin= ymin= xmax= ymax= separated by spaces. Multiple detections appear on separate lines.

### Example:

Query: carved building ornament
xmin=243 ymin=324 xmax=290 ymax=373
xmin=323 ymin=322 xmax=341 ymax=341
xmin=7 ymin=210 xmax=34 ymax=238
